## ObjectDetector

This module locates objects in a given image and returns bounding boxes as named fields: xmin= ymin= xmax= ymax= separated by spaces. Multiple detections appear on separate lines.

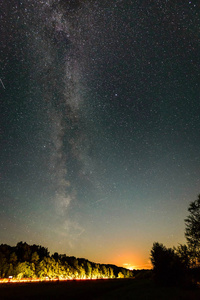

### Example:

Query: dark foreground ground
xmin=0 ymin=279 xmax=200 ymax=300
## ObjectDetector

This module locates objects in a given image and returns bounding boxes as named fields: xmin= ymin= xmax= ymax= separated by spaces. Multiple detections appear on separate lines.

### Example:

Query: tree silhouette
xmin=150 ymin=242 xmax=186 ymax=286
xmin=185 ymin=194 xmax=200 ymax=265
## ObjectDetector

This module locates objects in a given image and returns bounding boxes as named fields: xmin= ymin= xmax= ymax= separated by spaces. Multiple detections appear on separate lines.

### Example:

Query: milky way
xmin=1 ymin=0 xmax=200 ymax=269
xmin=1 ymin=0 xmax=93 ymax=245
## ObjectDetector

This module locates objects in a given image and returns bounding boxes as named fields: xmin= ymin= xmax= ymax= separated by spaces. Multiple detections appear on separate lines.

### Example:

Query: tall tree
xmin=185 ymin=194 xmax=200 ymax=265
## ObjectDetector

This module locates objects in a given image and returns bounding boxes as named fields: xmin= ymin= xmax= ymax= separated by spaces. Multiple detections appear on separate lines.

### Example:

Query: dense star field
xmin=0 ymin=0 xmax=200 ymax=269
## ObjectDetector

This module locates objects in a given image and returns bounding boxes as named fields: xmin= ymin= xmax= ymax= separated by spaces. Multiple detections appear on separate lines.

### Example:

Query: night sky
xmin=0 ymin=0 xmax=200 ymax=270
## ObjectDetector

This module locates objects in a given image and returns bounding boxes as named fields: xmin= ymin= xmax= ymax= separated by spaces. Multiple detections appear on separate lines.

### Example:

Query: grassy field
xmin=0 ymin=278 xmax=200 ymax=300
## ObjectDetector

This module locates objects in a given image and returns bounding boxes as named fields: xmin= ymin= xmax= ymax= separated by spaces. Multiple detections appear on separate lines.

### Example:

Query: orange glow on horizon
xmin=110 ymin=250 xmax=152 ymax=270
xmin=123 ymin=263 xmax=152 ymax=270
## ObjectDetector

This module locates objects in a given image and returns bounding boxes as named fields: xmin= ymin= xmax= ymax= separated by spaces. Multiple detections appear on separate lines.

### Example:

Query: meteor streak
xmin=0 ymin=78 xmax=5 ymax=89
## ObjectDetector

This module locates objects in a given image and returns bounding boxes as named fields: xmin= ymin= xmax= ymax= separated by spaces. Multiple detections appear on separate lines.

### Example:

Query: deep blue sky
xmin=0 ymin=0 xmax=200 ymax=269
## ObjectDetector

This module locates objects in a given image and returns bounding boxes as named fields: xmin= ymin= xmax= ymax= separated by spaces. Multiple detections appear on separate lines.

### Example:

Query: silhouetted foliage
xmin=150 ymin=242 xmax=187 ymax=286
xmin=149 ymin=194 xmax=200 ymax=287
xmin=185 ymin=194 xmax=200 ymax=266
xmin=174 ymin=244 xmax=191 ymax=268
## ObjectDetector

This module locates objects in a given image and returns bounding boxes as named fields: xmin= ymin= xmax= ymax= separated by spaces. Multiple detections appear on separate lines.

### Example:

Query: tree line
xmin=150 ymin=194 xmax=200 ymax=286
xmin=0 ymin=242 xmax=133 ymax=280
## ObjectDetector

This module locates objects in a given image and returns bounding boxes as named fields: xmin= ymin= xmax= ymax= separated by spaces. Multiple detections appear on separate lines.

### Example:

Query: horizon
xmin=0 ymin=240 xmax=152 ymax=271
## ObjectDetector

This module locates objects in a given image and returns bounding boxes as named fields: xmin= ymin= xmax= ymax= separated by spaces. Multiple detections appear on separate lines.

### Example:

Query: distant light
xmin=123 ymin=263 xmax=135 ymax=270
